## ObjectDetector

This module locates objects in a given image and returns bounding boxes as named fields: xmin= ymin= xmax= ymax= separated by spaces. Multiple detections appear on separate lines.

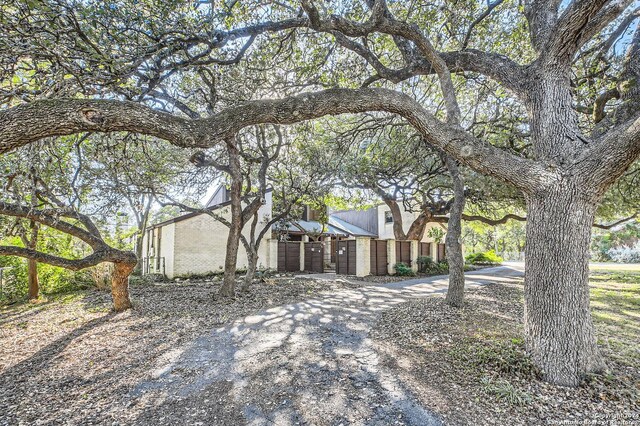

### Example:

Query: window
xmin=384 ymin=211 xmax=393 ymax=224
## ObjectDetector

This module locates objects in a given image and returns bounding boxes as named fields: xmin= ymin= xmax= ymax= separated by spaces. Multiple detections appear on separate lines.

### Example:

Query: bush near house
xmin=394 ymin=262 xmax=416 ymax=277
xmin=416 ymin=256 xmax=438 ymax=273
xmin=465 ymin=250 xmax=503 ymax=265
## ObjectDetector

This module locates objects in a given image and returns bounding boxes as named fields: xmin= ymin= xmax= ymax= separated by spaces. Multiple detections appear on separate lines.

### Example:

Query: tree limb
xmin=0 ymin=88 xmax=548 ymax=193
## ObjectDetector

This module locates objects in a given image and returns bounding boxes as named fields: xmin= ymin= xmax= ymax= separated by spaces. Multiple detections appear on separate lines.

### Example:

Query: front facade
xmin=143 ymin=190 xmax=447 ymax=279
xmin=331 ymin=204 xmax=446 ymax=243
xmin=276 ymin=204 xmax=448 ymax=276
xmin=142 ymin=190 xmax=273 ymax=279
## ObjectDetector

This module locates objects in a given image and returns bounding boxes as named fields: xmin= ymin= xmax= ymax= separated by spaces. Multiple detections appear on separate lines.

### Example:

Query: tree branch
xmin=544 ymin=0 xmax=633 ymax=64
xmin=462 ymin=0 xmax=507 ymax=49
xmin=0 ymin=88 xmax=548 ymax=193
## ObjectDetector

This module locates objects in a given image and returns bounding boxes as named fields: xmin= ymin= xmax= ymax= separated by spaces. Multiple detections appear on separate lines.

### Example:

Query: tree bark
xmin=111 ymin=262 xmax=135 ymax=312
xmin=405 ymin=211 xmax=431 ymax=241
xmin=27 ymin=259 xmax=39 ymax=300
xmin=134 ymin=234 xmax=144 ymax=275
xmin=524 ymin=183 xmax=605 ymax=386
xmin=220 ymin=219 xmax=241 ymax=298
xmin=443 ymin=156 xmax=466 ymax=307
xmin=241 ymin=249 xmax=259 ymax=292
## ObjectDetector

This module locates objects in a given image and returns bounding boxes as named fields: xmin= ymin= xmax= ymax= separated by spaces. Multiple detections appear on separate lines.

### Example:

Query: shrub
xmin=607 ymin=241 xmax=640 ymax=263
xmin=465 ymin=250 xmax=503 ymax=265
xmin=0 ymin=256 xmax=28 ymax=302
xmin=394 ymin=262 xmax=415 ymax=277
xmin=416 ymin=256 xmax=437 ymax=273
xmin=37 ymin=265 xmax=92 ymax=295
xmin=0 ymin=256 xmax=92 ymax=302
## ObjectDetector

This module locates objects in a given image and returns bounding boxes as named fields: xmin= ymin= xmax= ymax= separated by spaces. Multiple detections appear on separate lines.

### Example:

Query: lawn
xmin=371 ymin=269 xmax=640 ymax=425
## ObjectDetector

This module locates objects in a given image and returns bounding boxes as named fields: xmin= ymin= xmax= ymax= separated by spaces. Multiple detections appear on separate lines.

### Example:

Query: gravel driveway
xmin=125 ymin=265 xmax=524 ymax=426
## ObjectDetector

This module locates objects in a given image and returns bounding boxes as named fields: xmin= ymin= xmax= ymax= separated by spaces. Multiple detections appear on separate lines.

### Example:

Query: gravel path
xmin=125 ymin=265 xmax=524 ymax=425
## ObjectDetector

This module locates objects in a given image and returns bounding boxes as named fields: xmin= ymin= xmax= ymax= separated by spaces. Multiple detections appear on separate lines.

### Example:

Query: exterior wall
xmin=377 ymin=205 xmax=447 ymax=244
xmin=331 ymin=208 xmax=379 ymax=235
xmin=143 ymin=192 xmax=273 ymax=279
xmin=267 ymin=239 xmax=278 ymax=270
xmin=355 ymin=237 xmax=371 ymax=277
xmin=410 ymin=240 xmax=419 ymax=272
xmin=387 ymin=239 xmax=396 ymax=275
xmin=205 ymin=186 xmax=229 ymax=207
xmin=161 ymin=224 xmax=176 ymax=278
xmin=142 ymin=223 xmax=175 ymax=276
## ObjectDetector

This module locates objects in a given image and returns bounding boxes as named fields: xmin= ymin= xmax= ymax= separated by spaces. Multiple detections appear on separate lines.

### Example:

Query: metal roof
xmin=328 ymin=216 xmax=378 ymax=237
xmin=284 ymin=219 xmax=348 ymax=236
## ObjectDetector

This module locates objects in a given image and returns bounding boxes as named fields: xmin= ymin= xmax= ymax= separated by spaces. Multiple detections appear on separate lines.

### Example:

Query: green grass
xmin=589 ymin=263 xmax=640 ymax=272
xmin=589 ymin=270 xmax=640 ymax=365
xmin=447 ymin=271 xmax=639 ymax=404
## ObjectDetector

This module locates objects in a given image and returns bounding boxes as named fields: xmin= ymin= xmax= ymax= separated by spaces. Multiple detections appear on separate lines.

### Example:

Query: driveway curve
xmin=128 ymin=265 xmax=525 ymax=426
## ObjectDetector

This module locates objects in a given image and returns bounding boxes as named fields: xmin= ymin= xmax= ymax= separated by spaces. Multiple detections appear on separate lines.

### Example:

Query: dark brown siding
xmin=437 ymin=243 xmax=446 ymax=262
xmin=304 ymin=242 xmax=324 ymax=273
xmin=370 ymin=240 xmax=388 ymax=276
xmin=278 ymin=242 xmax=301 ymax=272
xmin=396 ymin=241 xmax=412 ymax=266
xmin=419 ymin=242 xmax=432 ymax=258
xmin=336 ymin=240 xmax=356 ymax=275
xmin=331 ymin=237 xmax=337 ymax=263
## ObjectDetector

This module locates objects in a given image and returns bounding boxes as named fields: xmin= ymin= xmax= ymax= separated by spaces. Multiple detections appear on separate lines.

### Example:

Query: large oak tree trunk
xmin=524 ymin=184 xmax=605 ymax=386
xmin=27 ymin=259 xmax=39 ymax=300
xmin=111 ymin=262 xmax=135 ymax=312
xmin=444 ymin=156 xmax=465 ymax=307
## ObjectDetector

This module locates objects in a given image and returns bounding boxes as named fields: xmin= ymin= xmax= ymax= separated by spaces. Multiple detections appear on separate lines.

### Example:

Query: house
xmin=142 ymin=186 xmax=273 ymax=278
xmin=142 ymin=186 xmax=447 ymax=278
xmin=275 ymin=204 xmax=447 ymax=275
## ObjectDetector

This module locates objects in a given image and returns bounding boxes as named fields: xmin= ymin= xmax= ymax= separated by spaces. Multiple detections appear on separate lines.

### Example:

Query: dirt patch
xmin=370 ymin=279 xmax=640 ymax=425
xmin=0 ymin=277 xmax=364 ymax=425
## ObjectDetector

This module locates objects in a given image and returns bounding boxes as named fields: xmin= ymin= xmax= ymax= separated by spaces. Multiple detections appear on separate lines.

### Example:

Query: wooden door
xmin=395 ymin=241 xmax=412 ymax=266
xmin=278 ymin=242 xmax=301 ymax=272
xmin=335 ymin=240 xmax=356 ymax=275
xmin=370 ymin=240 xmax=388 ymax=276
xmin=304 ymin=242 xmax=324 ymax=273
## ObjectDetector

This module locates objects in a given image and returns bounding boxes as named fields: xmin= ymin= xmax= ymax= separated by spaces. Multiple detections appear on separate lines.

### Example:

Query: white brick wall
xmin=143 ymin=193 xmax=273 ymax=279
